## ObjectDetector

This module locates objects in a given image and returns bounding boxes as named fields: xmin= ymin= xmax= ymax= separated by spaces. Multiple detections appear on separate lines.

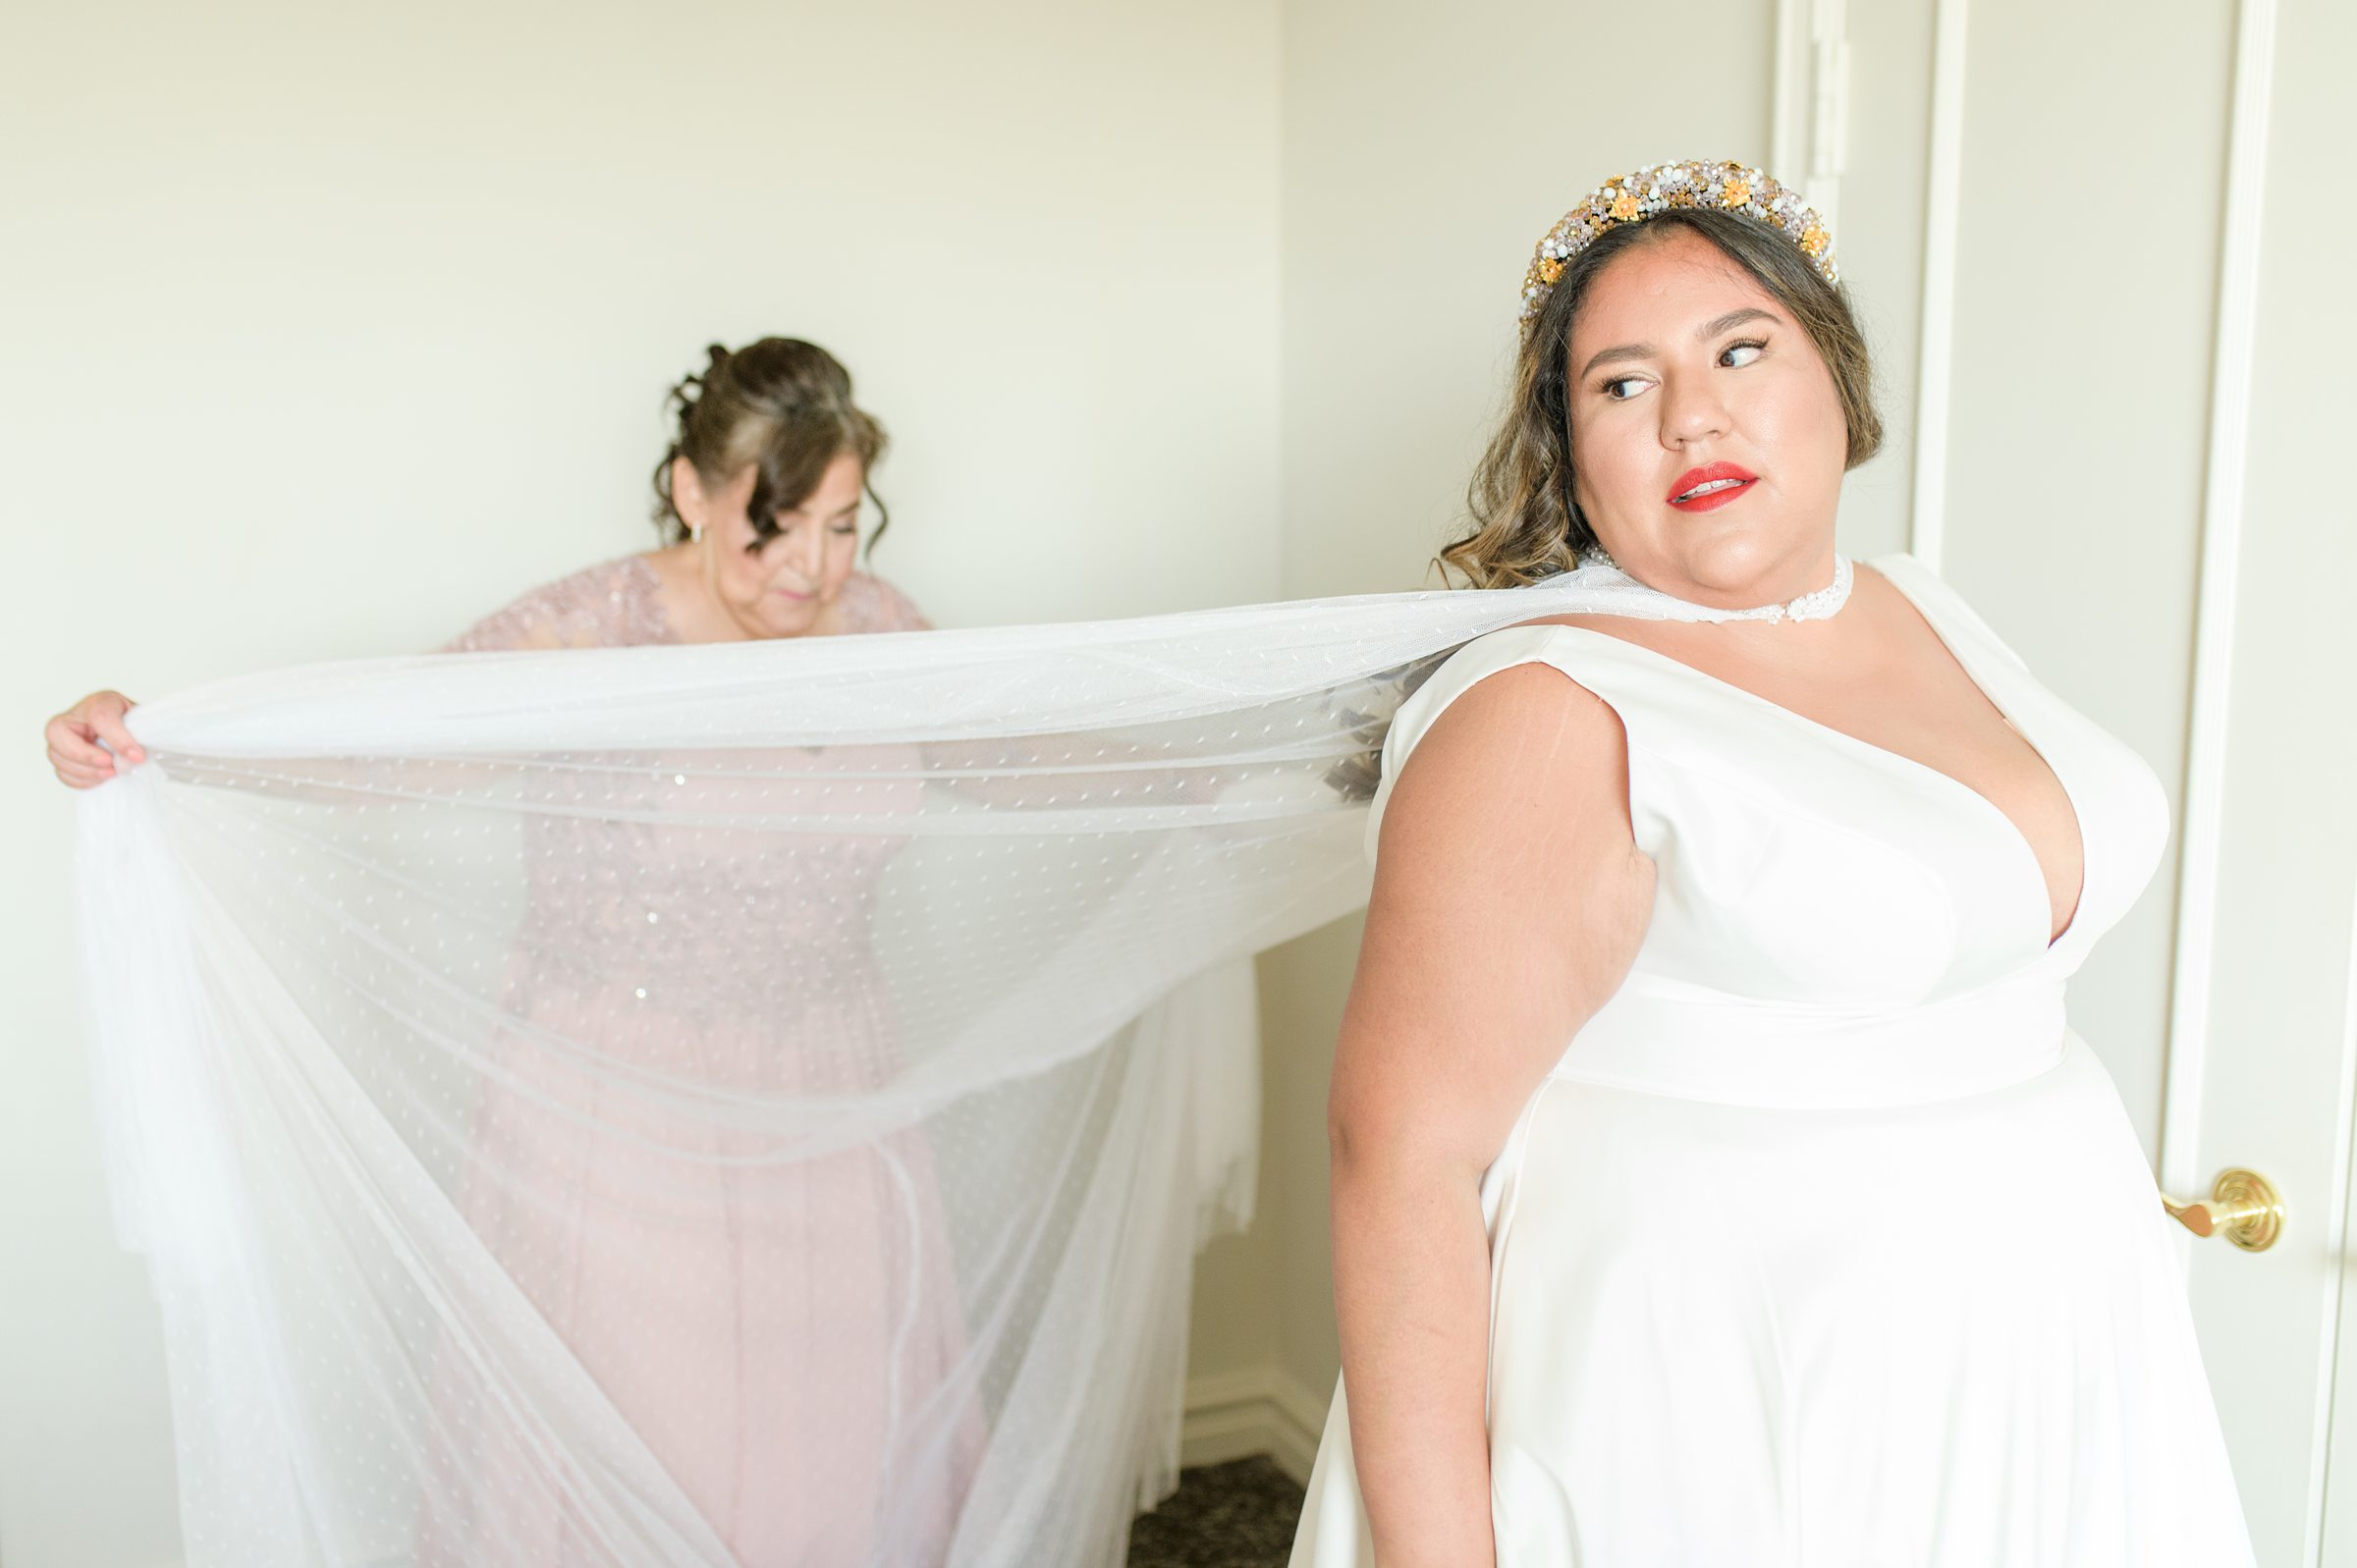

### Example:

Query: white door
xmin=1885 ymin=0 xmax=2354 ymax=1559
xmin=2147 ymin=1 xmax=2355 ymax=1563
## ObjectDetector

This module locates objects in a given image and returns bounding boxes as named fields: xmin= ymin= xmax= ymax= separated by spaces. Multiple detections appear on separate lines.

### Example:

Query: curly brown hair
xmin=1443 ymin=206 xmax=1882 ymax=589
xmin=651 ymin=338 xmax=892 ymax=552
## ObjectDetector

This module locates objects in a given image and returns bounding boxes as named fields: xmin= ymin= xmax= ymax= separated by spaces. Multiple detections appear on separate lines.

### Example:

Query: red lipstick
xmin=1667 ymin=462 xmax=1758 ymax=513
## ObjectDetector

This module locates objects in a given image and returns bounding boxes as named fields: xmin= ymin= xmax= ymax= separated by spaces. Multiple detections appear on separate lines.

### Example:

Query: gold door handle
xmin=2160 ymin=1167 xmax=2284 ymax=1252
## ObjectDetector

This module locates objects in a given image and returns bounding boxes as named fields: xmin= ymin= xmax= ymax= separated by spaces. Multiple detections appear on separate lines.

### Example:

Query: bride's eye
xmin=1721 ymin=339 xmax=1766 ymax=368
xmin=1602 ymin=375 xmax=1650 ymax=402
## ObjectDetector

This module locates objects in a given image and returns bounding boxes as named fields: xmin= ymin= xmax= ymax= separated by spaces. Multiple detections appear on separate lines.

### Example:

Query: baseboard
xmin=1179 ymin=1364 xmax=1327 ymax=1485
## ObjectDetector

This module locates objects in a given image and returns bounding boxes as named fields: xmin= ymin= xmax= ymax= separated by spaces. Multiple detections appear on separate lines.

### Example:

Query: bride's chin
xmin=1684 ymin=524 xmax=1799 ymax=583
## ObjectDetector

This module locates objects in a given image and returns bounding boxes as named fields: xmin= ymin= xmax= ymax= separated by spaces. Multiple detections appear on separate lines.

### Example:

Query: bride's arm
xmin=1328 ymin=664 xmax=1650 ymax=1568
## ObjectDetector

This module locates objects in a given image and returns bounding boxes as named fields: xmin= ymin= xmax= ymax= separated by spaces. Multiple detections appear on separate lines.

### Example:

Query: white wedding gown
xmin=1289 ymin=554 xmax=2256 ymax=1566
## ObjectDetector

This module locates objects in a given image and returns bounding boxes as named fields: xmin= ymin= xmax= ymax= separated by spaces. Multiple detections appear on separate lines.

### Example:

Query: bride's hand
xmin=45 ymin=690 xmax=143 ymax=788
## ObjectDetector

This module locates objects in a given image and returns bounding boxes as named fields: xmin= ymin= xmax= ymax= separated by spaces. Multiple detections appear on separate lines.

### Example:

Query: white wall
xmin=0 ymin=5 xmax=1280 ymax=1562
xmin=1260 ymin=0 xmax=1853 ymax=1423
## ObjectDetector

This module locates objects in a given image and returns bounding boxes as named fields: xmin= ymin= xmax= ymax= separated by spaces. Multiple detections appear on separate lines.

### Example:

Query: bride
xmin=1292 ymin=161 xmax=2256 ymax=1566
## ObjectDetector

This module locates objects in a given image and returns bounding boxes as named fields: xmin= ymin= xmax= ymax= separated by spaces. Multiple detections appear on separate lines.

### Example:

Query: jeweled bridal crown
xmin=1520 ymin=160 xmax=1837 ymax=327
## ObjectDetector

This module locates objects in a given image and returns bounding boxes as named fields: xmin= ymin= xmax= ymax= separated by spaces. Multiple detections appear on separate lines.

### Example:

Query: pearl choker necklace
xmin=1575 ymin=547 xmax=1853 ymax=624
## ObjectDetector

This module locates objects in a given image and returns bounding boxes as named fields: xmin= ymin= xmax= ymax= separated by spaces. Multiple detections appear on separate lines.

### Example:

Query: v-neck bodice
xmin=1540 ymin=557 xmax=2089 ymax=949
xmin=1366 ymin=553 xmax=2171 ymax=1085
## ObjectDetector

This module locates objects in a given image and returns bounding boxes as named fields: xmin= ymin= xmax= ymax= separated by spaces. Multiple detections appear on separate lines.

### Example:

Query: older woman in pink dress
xmin=47 ymin=338 xmax=980 ymax=1564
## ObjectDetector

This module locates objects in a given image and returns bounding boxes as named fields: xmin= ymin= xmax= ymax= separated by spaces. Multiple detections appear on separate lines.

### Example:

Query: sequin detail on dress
xmin=439 ymin=556 xmax=930 ymax=653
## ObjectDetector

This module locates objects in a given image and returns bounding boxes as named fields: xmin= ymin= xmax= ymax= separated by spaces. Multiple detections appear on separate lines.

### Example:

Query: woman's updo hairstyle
xmin=651 ymin=338 xmax=891 ymax=549
xmin=1443 ymin=205 xmax=1882 ymax=588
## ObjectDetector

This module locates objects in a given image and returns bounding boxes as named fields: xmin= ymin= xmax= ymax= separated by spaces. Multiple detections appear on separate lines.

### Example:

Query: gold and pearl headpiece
xmin=1520 ymin=159 xmax=1836 ymax=328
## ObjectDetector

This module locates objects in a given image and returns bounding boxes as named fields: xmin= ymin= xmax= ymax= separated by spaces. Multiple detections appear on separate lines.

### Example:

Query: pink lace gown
xmin=414 ymin=558 xmax=982 ymax=1565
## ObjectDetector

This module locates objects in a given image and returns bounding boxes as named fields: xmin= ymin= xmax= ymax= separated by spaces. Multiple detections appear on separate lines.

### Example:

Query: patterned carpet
xmin=1126 ymin=1456 xmax=1305 ymax=1567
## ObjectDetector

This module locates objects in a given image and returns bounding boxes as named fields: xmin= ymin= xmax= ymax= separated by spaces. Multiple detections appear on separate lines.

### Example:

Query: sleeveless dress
xmin=1288 ymin=554 xmax=2256 ymax=1567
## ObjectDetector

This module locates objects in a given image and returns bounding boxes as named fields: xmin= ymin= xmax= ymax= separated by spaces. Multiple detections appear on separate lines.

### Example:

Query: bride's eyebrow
xmin=1577 ymin=306 xmax=1781 ymax=382
xmin=1698 ymin=305 xmax=1778 ymax=339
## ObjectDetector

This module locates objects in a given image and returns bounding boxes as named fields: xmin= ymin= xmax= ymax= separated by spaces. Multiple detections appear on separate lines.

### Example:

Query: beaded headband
xmin=1519 ymin=159 xmax=1836 ymax=328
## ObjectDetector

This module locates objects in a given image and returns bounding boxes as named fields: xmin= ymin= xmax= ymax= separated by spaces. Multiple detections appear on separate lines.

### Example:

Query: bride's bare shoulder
xmin=1504 ymin=608 xmax=1690 ymax=660
xmin=1509 ymin=609 xmax=1644 ymax=634
xmin=1384 ymin=655 xmax=1636 ymax=847
xmin=1407 ymin=645 xmax=1629 ymax=772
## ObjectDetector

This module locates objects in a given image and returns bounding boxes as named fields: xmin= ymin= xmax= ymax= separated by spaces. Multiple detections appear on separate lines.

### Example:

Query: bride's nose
xmin=1660 ymin=372 xmax=1731 ymax=448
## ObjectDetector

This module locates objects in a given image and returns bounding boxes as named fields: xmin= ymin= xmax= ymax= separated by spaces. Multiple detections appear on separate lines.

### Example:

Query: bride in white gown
xmin=1291 ymin=161 xmax=2255 ymax=1566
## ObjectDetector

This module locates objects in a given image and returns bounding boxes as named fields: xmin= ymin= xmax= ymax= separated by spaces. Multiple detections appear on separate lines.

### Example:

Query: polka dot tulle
xmin=76 ymin=559 xmax=1711 ymax=1566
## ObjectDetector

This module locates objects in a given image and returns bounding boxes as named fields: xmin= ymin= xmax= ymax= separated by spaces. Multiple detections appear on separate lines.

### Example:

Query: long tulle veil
xmin=75 ymin=561 xmax=1741 ymax=1566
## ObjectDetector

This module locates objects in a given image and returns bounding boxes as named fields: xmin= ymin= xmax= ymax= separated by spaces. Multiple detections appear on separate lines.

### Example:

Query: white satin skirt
xmin=1288 ymin=1026 xmax=2257 ymax=1567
